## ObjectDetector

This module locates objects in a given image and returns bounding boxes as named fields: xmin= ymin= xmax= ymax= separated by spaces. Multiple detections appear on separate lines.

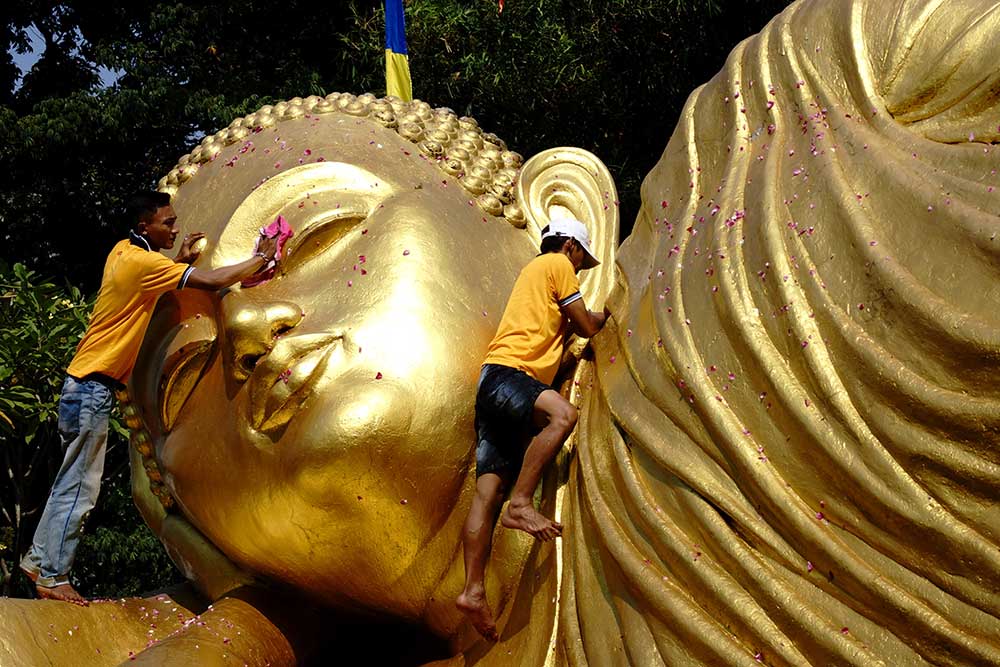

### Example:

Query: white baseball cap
xmin=541 ymin=218 xmax=600 ymax=269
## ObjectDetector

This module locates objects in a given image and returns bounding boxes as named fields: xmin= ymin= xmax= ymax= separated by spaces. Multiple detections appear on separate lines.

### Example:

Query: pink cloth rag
xmin=241 ymin=215 xmax=294 ymax=287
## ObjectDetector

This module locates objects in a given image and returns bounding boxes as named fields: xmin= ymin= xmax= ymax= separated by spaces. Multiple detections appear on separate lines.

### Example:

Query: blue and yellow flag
xmin=385 ymin=0 xmax=412 ymax=101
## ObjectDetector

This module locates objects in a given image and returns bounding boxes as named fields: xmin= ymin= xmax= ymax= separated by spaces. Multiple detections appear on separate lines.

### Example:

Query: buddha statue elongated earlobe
xmin=516 ymin=147 xmax=619 ymax=309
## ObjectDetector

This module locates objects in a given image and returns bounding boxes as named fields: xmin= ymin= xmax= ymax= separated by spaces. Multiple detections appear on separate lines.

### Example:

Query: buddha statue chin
xmin=4 ymin=0 xmax=1000 ymax=664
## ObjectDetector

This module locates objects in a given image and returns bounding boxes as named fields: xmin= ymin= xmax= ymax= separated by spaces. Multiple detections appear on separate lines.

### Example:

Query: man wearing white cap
xmin=457 ymin=218 xmax=608 ymax=640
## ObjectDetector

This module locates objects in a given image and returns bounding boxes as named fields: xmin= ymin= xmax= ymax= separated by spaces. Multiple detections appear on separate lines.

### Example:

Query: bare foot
xmin=36 ymin=583 xmax=89 ymax=606
xmin=456 ymin=589 xmax=499 ymax=641
xmin=502 ymin=502 xmax=563 ymax=541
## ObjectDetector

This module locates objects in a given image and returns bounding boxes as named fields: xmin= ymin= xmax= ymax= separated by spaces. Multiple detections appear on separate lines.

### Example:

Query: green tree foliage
xmin=0 ymin=262 xmax=91 ymax=598
xmin=0 ymin=263 xmax=180 ymax=597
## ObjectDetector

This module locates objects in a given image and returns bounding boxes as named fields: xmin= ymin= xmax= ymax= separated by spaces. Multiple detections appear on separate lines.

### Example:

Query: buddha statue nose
xmin=221 ymin=296 xmax=303 ymax=383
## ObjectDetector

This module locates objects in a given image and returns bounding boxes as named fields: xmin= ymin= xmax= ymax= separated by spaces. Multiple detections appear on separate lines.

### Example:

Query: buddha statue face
xmin=129 ymin=100 xmax=542 ymax=616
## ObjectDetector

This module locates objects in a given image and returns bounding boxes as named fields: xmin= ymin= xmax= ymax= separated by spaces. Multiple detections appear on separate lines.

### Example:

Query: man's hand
xmin=256 ymin=234 xmax=279 ymax=263
xmin=175 ymin=232 xmax=206 ymax=264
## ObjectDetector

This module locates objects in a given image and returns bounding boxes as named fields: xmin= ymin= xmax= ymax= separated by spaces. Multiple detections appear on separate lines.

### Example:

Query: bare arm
xmin=184 ymin=257 xmax=267 ymax=290
xmin=561 ymin=300 xmax=609 ymax=338
xmin=184 ymin=235 xmax=279 ymax=291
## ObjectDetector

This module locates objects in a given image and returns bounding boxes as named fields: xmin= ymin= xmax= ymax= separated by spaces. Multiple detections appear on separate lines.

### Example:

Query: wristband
xmin=254 ymin=251 xmax=273 ymax=262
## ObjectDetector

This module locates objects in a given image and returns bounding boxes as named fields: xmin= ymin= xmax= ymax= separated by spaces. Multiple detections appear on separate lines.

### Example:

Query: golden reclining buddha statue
xmin=3 ymin=0 xmax=1000 ymax=664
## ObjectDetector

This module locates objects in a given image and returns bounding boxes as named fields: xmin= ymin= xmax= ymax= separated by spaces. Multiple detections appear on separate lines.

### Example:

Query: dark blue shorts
xmin=475 ymin=363 xmax=550 ymax=478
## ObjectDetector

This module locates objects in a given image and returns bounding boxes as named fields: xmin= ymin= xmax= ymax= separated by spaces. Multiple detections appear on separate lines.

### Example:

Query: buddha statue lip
xmin=247 ymin=332 xmax=344 ymax=432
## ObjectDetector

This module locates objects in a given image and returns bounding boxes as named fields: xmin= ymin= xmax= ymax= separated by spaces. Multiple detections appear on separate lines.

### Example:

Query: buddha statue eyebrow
xmin=159 ymin=93 xmax=528 ymax=226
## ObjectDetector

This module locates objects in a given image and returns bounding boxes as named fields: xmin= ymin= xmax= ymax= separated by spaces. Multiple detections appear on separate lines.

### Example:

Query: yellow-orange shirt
xmin=483 ymin=253 xmax=581 ymax=385
xmin=67 ymin=238 xmax=192 ymax=382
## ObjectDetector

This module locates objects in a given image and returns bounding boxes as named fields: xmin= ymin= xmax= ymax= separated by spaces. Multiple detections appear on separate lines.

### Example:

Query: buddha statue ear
xmin=515 ymin=147 xmax=619 ymax=308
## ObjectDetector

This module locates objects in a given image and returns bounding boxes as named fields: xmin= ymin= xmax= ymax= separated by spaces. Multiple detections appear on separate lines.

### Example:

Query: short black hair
xmin=126 ymin=191 xmax=172 ymax=229
xmin=539 ymin=226 xmax=573 ymax=254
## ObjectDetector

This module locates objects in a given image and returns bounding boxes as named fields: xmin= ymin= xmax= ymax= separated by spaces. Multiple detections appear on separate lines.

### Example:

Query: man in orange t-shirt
xmin=20 ymin=191 xmax=279 ymax=604
xmin=456 ymin=218 xmax=609 ymax=640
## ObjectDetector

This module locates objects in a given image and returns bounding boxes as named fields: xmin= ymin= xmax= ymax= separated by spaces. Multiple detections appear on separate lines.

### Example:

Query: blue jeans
xmin=20 ymin=376 xmax=114 ymax=587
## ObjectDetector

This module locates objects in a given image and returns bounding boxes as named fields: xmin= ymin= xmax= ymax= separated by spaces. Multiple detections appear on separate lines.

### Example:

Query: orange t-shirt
xmin=483 ymin=253 xmax=581 ymax=385
xmin=67 ymin=239 xmax=191 ymax=382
